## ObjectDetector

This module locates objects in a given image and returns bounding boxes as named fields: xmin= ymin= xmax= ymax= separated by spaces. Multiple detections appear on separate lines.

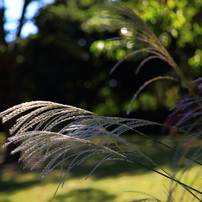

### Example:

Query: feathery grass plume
xmin=102 ymin=1 xmax=194 ymax=114
xmin=101 ymin=2 xmax=202 ymax=201
xmin=104 ymin=2 xmax=185 ymax=79
xmin=0 ymin=101 xmax=158 ymax=185
xmin=1 ymin=2 xmax=202 ymax=201
xmin=161 ymin=78 xmax=202 ymax=202
xmin=126 ymin=76 xmax=176 ymax=115
xmin=1 ymin=101 xmax=202 ymax=199
xmin=169 ymin=79 xmax=202 ymax=132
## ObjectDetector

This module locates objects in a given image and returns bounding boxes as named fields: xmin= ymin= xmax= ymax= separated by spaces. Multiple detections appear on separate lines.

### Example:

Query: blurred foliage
xmin=98 ymin=0 xmax=202 ymax=74
xmin=88 ymin=0 xmax=202 ymax=112
xmin=2 ymin=0 xmax=202 ymax=120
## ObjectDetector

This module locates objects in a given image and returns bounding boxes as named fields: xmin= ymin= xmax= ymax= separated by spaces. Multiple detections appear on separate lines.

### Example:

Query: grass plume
xmin=1 ymin=2 xmax=202 ymax=202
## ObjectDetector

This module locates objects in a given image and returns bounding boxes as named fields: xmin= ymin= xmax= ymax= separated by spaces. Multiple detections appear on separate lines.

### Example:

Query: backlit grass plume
xmin=1 ymin=2 xmax=202 ymax=202
xmin=1 ymin=101 xmax=202 ymax=200
xmin=104 ymin=2 xmax=184 ymax=78
xmin=103 ymin=1 xmax=192 ymax=114
xmin=0 ymin=101 xmax=157 ymax=181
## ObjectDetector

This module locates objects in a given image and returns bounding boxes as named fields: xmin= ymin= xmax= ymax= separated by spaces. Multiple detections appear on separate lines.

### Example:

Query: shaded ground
xmin=1 ymin=133 xmax=200 ymax=202
xmin=49 ymin=188 xmax=117 ymax=202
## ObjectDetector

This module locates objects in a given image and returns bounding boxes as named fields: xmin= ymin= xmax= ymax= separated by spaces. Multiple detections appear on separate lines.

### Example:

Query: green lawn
xmin=0 ymin=133 xmax=201 ymax=202
xmin=0 ymin=164 xmax=173 ymax=202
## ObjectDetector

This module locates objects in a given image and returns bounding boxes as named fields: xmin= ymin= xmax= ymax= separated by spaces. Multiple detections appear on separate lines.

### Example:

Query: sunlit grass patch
xmin=0 ymin=165 xmax=168 ymax=202
xmin=1 ymin=162 xmax=201 ymax=202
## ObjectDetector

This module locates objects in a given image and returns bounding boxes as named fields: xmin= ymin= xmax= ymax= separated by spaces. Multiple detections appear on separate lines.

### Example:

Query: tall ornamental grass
xmin=1 ymin=2 xmax=202 ymax=201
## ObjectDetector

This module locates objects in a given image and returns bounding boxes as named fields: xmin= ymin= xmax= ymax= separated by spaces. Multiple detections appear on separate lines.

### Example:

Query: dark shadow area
xmin=48 ymin=188 xmax=117 ymax=202
xmin=0 ymin=178 xmax=39 ymax=193
xmin=0 ymin=165 xmax=40 ymax=193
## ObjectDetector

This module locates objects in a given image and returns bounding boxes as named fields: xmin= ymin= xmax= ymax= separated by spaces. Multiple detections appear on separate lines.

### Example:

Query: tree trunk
xmin=0 ymin=0 xmax=31 ymax=164
xmin=0 ymin=50 xmax=20 ymax=164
